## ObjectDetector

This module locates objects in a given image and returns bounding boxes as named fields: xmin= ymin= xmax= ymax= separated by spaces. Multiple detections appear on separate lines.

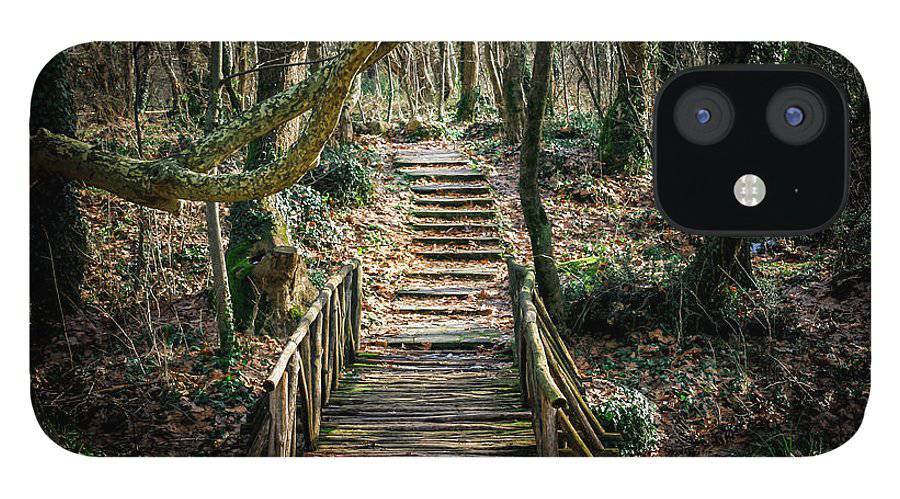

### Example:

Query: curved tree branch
xmin=30 ymin=41 xmax=400 ymax=213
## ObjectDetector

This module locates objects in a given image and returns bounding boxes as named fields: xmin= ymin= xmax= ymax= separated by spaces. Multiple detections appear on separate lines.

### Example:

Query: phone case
xmin=29 ymin=41 xmax=869 ymax=457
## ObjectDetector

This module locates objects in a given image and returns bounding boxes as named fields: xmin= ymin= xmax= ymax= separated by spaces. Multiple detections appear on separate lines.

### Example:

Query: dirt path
xmin=309 ymin=147 xmax=535 ymax=456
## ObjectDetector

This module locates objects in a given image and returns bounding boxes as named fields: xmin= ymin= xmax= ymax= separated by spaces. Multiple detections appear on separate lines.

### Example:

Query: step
xmin=406 ymin=268 xmax=497 ymax=280
xmin=413 ymin=196 xmax=494 ymax=207
xmin=394 ymin=151 xmax=469 ymax=166
xmin=412 ymin=209 xmax=497 ymax=220
xmin=410 ymin=222 xmax=499 ymax=231
xmin=395 ymin=305 xmax=491 ymax=316
xmin=385 ymin=326 xmax=504 ymax=349
xmin=413 ymin=236 xmax=502 ymax=245
xmin=395 ymin=286 xmax=480 ymax=298
xmin=416 ymin=249 xmax=503 ymax=261
xmin=411 ymin=184 xmax=491 ymax=195
xmin=400 ymin=169 xmax=485 ymax=181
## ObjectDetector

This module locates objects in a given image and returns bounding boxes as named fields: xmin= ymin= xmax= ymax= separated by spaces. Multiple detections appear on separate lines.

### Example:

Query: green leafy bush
xmin=585 ymin=379 xmax=662 ymax=456
xmin=560 ymin=250 xmax=669 ymax=335
xmin=303 ymin=144 xmax=377 ymax=208
xmin=276 ymin=185 xmax=338 ymax=249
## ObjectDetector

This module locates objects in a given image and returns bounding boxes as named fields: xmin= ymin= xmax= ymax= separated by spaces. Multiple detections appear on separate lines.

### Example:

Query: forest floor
xmin=31 ymin=117 xmax=870 ymax=457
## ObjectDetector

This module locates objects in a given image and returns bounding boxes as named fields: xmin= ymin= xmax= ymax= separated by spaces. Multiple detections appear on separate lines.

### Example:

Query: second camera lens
xmin=767 ymin=86 xmax=827 ymax=145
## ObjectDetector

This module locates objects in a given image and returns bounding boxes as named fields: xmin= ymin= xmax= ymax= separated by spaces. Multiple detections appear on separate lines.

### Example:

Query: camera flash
xmin=734 ymin=174 xmax=766 ymax=207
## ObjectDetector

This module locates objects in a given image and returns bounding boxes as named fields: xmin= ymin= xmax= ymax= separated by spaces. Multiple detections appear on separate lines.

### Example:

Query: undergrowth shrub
xmin=276 ymin=185 xmax=339 ymax=249
xmin=585 ymin=379 xmax=661 ymax=456
xmin=560 ymin=240 xmax=786 ymax=339
xmin=559 ymin=246 xmax=672 ymax=336
xmin=303 ymin=144 xmax=377 ymax=208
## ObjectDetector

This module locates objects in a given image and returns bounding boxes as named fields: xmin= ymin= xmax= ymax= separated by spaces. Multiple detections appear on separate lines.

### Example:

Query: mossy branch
xmin=30 ymin=42 xmax=398 ymax=213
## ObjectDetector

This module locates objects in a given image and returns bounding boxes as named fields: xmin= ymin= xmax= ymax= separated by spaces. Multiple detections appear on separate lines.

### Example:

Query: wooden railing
xmin=248 ymin=259 xmax=363 ymax=456
xmin=507 ymin=258 xmax=620 ymax=456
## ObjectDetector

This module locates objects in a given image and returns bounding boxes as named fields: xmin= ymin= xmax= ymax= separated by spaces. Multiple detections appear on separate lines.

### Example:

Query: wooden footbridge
xmin=249 ymin=148 xmax=620 ymax=457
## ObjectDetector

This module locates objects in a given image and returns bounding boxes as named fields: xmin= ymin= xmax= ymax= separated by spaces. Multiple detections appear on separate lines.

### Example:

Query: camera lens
xmin=696 ymin=108 xmax=711 ymax=124
xmin=673 ymin=86 xmax=734 ymax=145
xmin=784 ymin=106 xmax=804 ymax=127
xmin=767 ymin=86 xmax=826 ymax=145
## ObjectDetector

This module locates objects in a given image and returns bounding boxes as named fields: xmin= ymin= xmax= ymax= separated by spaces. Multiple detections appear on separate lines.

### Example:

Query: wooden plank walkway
xmin=309 ymin=147 xmax=535 ymax=456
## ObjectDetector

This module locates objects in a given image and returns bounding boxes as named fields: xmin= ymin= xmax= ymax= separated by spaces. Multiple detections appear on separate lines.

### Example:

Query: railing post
xmin=350 ymin=260 xmax=363 ymax=361
xmin=250 ymin=259 xmax=367 ymax=456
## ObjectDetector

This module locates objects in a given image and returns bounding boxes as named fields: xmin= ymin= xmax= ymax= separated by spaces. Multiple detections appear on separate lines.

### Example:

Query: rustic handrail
xmin=507 ymin=258 xmax=620 ymax=457
xmin=249 ymin=259 xmax=363 ymax=456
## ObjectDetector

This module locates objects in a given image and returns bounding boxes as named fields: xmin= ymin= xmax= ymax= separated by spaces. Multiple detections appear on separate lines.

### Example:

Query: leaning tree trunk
xmin=225 ymin=42 xmax=318 ymax=337
xmin=455 ymin=41 xmax=479 ymax=122
xmin=30 ymin=50 xmax=89 ymax=335
xmin=501 ymin=42 xmax=526 ymax=143
xmin=204 ymin=42 xmax=236 ymax=356
xmin=519 ymin=42 xmax=565 ymax=326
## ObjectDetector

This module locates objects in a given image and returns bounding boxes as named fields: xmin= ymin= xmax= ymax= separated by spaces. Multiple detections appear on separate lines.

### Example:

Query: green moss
xmin=225 ymin=239 xmax=257 ymax=332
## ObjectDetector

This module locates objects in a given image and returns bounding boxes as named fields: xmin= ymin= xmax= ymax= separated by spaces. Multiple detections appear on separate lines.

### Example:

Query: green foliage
xmin=276 ymin=185 xmax=339 ymax=249
xmin=586 ymin=379 xmax=661 ymax=456
xmin=560 ymin=236 xmax=785 ymax=338
xmin=304 ymin=144 xmax=378 ymax=208
xmin=404 ymin=117 xmax=462 ymax=142
xmin=559 ymin=245 xmax=675 ymax=335
xmin=224 ymin=239 xmax=257 ymax=332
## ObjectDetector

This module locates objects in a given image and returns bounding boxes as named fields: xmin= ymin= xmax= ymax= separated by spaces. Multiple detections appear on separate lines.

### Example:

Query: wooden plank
xmin=395 ymin=286 xmax=480 ymax=298
xmin=413 ymin=196 xmax=494 ymax=207
xmin=416 ymin=249 xmax=503 ymax=261
xmin=411 ymin=183 xmax=491 ymax=195
xmin=410 ymin=222 xmax=499 ymax=231
xmin=394 ymin=305 xmax=491 ymax=316
xmin=400 ymin=169 xmax=485 ymax=181
xmin=405 ymin=268 xmax=497 ymax=280
xmin=395 ymin=151 xmax=469 ymax=166
xmin=412 ymin=209 xmax=496 ymax=220
xmin=413 ymin=236 xmax=502 ymax=245
xmin=384 ymin=331 xmax=503 ymax=349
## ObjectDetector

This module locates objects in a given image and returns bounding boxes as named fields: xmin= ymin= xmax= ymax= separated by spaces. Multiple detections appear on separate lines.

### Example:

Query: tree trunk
xmin=335 ymin=74 xmax=360 ymax=144
xmin=30 ymin=50 xmax=88 ymax=332
xmin=519 ymin=42 xmax=565 ymax=326
xmin=683 ymin=237 xmax=753 ymax=315
xmin=681 ymin=42 xmax=757 ymax=309
xmin=501 ymin=42 xmax=526 ymax=143
xmin=482 ymin=42 xmax=505 ymax=119
xmin=599 ymin=42 xmax=649 ymax=173
xmin=436 ymin=42 xmax=447 ymax=118
xmin=455 ymin=41 xmax=478 ymax=122
xmin=226 ymin=42 xmax=318 ymax=337
xmin=204 ymin=42 xmax=236 ymax=356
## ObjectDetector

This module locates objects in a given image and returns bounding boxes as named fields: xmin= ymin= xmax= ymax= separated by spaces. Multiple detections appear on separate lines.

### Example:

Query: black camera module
xmin=673 ymin=85 xmax=734 ymax=145
xmin=766 ymin=85 xmax=827 ymax=145
xmin=654 ymin=66 xmax=848 ymax=236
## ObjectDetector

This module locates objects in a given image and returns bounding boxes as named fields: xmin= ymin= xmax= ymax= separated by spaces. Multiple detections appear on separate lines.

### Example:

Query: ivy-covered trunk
xmin=501 ymin=42 xmax=526 ymax=143
xmin=599 ymin=42 xmax=649 ymax=173
xmin=226 ymin=42 xmax=317 ymax=337
xmin=30 ymin=51 xmax=88 ymax=333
